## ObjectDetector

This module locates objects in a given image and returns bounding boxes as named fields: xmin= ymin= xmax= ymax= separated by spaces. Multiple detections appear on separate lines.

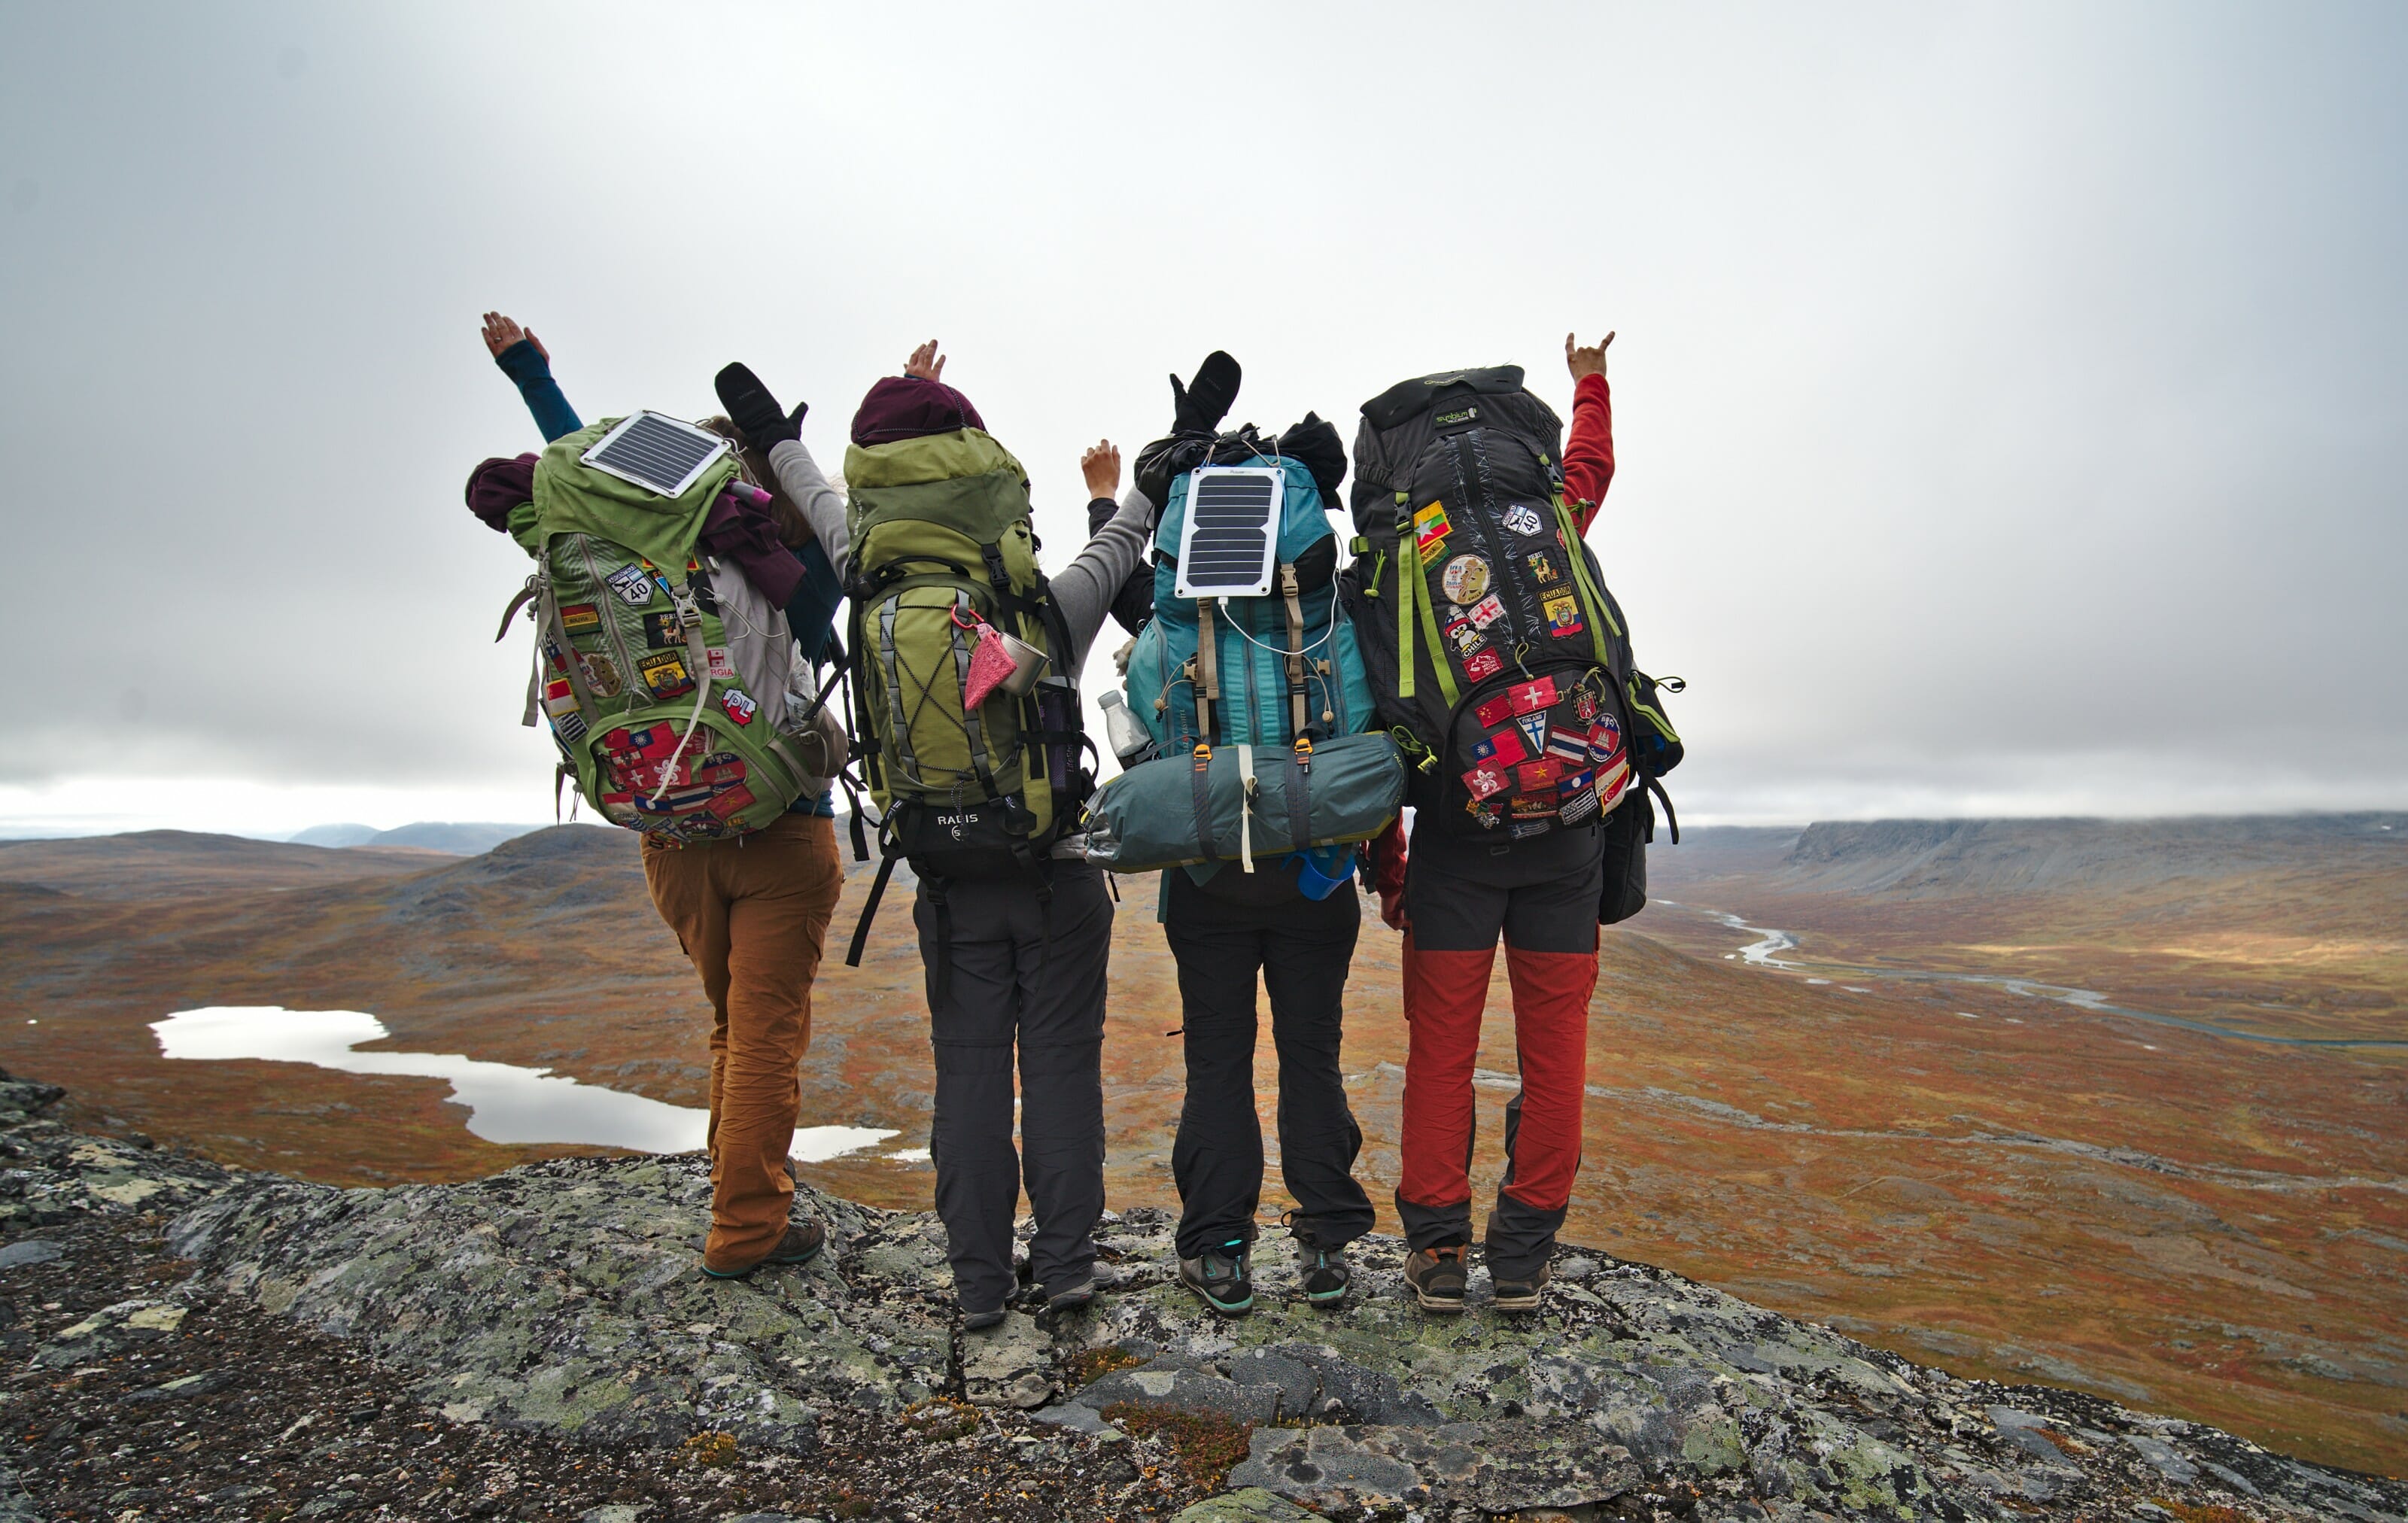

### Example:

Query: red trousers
xmin=1395 ymin=825 xmax=1602 ymax=1267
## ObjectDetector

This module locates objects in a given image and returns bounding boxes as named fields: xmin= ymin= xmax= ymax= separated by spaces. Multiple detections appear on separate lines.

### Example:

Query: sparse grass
xmin=898 ymin=1397 xmax=981 ymax=1442
xmin=2157 ymin=1502 xmax=2250 ymax=1523
xmin=1066 ymin=1345 xmax=1145 ymax=1388
xmin=2033 ymin=1426 xmax=2090 ymax=1457
xmin=1100 ymin=1404 xmax=1254 ymax=1490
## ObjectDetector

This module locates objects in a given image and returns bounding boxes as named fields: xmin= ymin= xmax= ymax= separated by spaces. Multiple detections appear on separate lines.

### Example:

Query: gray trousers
xmin=914 ymin=864 xmax=1111 ymax=1313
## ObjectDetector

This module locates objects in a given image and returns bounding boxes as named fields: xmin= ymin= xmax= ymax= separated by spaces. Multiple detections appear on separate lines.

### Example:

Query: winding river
xmin=1664 ymin=903 xmax=2408 ymax=1050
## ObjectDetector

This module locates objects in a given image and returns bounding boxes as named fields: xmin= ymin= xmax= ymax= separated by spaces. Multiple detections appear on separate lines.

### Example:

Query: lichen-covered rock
xmin=2 ymin=1070 xmax=2394 ymax=1522
xmin=960 ymin=1310 xmax=1054 ymax=1409
xmin=1171 ymin=1487 xmax=1318 ymax=1522
xmin=167 ymin=1154 xmax=950 ymax=1453
xmin=30 ymin=1296 xmax=189 ymax=1367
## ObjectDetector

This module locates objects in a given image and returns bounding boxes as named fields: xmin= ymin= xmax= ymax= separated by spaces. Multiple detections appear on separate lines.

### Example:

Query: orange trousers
xmin=642 ymin=813 xmax=843 ymax=1271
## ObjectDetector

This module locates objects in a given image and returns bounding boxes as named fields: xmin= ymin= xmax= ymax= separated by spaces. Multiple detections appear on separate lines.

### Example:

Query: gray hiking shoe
xmin=1177 ymin=1238 xmax=1254 ymax=1318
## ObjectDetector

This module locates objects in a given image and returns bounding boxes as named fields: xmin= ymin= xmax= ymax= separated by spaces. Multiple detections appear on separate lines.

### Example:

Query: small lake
xmin=152 ymin=1007 xmax=901 ymax=1159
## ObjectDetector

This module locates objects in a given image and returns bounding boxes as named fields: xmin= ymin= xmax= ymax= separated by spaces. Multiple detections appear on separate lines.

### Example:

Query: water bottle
xmin=1097 ymin=690 xmax=1154 ymax=766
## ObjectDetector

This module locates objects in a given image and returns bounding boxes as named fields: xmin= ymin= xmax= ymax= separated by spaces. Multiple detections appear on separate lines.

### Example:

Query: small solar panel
xmin=581 ymin=412 xmax=730 ymax=498
xmin=1174 ymin=467 xmax=1284 ymax=600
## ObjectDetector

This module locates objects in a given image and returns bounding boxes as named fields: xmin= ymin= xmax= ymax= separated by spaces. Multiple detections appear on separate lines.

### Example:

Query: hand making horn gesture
xmin=1564 ymin=330 xmax=1615 ymax=381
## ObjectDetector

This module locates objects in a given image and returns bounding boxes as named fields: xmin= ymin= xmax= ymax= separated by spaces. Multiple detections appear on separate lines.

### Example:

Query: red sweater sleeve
xmin=1561 ymin=372 xmax=1615 ymax=533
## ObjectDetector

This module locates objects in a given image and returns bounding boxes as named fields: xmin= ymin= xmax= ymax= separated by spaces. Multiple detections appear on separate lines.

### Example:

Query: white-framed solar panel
xmin=1174 ymin=466 xmax=1285 ymax=600
xmin=580 ymin=412 xmax=730 ymax=499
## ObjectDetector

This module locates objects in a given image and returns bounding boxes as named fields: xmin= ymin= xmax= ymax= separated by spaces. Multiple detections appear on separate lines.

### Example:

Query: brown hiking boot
xmin=1491 ymin=1260 xmax=1552 ymax=1313
xmin=701 ymin=1219 xmax=825 ymax=1281
xmin=1403 ymin=1242 xmax=1467 ymax=1313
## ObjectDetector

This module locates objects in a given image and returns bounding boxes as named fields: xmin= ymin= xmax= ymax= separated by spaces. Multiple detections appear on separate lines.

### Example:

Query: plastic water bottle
xmin=1097 ymin=691 xmax=1154 ymax=766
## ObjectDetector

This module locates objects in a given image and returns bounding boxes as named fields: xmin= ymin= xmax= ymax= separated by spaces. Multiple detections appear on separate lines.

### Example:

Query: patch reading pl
xmin=720 ymin=689 xmax=757 ymax=726
xmin=1440 ymin=554 xmax=1491 ymax=605
xmin=606 ymin=564 xmax=656 ymax=607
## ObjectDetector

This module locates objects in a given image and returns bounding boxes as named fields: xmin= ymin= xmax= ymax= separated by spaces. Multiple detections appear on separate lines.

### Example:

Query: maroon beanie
xmin=850 ymin=374 xmax=986 ymax=447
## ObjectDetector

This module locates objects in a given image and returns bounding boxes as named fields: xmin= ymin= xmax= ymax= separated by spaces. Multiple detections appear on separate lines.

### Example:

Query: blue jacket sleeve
xmin=784 ymin=540 xmax=845 ymax=665
xmin=496 ymin=339 xmax=582 ymax=443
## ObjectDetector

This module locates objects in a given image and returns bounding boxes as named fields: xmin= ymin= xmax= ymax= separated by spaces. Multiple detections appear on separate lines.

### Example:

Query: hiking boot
xmin=1285 ymin=1215 xmax=1350 ymax=1307
xmin=1491 ymin=1260 xmax=1552 ymax=1313
xmin=1177 ymin=1238 xmax=1254 ymax=1318
xmin=961 ymin=1306 xmax=1008 ymax=1332
xmin=699 ymin=1219 xmax=825 ymax=1281
xmin=1042 ymin=1278 xmax=1096 ymax=1316
xmin=1403 ymin=1242 xmax=1467 ymax=1313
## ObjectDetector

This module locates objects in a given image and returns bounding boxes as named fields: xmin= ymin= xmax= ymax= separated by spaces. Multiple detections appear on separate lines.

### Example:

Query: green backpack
xmin=838 ymin=429 xmax=1095 ymax=972
xmin=504 ymin=414 xmax=845 ymax=842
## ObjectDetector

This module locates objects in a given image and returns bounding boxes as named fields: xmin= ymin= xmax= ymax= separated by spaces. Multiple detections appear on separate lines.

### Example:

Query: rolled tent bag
xmin=1082 ymin=731 xmax=1406 ymax=874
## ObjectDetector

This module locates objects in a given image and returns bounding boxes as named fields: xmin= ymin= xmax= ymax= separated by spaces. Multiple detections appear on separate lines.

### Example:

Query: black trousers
xmin=1163 ymin=868 xmax=1377 ymax=1261
xmin=914 ymin=865 xmax=1111 ymax=1314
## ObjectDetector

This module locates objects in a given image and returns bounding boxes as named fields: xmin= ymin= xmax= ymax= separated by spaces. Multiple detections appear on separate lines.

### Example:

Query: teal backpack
xmin=1085 ymin=439 xmax=1400 ymax=891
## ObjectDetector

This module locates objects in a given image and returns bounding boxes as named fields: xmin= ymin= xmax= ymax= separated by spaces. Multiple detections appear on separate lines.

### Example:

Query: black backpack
xmin=1340 ymin=366 xmax=1680 ymax=917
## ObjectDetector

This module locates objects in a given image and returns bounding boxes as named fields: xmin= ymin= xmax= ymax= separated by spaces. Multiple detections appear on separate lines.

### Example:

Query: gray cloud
xmin=2 ymin=2 xmax=2402 ymax=829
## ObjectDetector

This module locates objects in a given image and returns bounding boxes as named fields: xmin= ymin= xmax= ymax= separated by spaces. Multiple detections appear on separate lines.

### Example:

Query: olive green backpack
xmin=838 ymin=428 xmax=1095 ymax=977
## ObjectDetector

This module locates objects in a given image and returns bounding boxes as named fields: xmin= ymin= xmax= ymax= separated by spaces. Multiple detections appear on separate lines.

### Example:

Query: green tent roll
xmin=1081 ymin=731 xmax=1406 ymax=876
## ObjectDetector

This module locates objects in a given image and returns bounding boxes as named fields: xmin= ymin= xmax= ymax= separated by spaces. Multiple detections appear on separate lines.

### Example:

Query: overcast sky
xmin=3 ymin=2 xmax=2403 ymax=836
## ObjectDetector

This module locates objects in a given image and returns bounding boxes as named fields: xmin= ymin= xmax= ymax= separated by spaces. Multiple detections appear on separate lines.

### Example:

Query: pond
xmin=151 ymin=1007 xmax=900 ymax=1160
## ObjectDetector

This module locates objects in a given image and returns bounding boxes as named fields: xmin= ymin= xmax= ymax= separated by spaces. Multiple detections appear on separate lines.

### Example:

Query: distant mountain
xmin=0 ymin=829 xmax=451 ymax=900
xmin=287 ymin=822 xmax=545 ymax=856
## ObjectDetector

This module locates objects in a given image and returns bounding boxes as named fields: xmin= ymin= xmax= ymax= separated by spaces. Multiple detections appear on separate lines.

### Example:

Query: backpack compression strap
xmin=1278 ymin=563 xmax=1310 ymax=739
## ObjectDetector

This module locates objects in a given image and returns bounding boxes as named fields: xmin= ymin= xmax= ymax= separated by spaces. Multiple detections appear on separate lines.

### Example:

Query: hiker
xmin=713 ymin=342 xmax=1156 ymax=1328
xmin=1104 ymin=355 xmax=1378 ymax=1315
xmin=1345 ymin=331 xmax=1628 ymax=1315
xmin=470 ymin=313 xmax=850 ymax=1282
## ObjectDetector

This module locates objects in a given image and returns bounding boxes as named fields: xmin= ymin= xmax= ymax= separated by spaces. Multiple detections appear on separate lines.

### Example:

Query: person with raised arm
xmin=714 ymin=342 xmax=1155 ymax=1327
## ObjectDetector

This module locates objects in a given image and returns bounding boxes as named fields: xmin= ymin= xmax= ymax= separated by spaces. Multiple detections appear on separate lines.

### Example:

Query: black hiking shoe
xmin=700 ymin=1220 xmax=825 ymax=1281
xmin=1178 ymin=1238 xmax=1254 ymax=1318
xmin=1285 ymin=1214 xmax=1350 ymax=1307
xmin=1491 ymin=1260 xmax=1552 ymax=1313
xmin=961 ymin=1306 xmax=1008 ymax=1332
xmin=1403 ymin=1242 xmax=1467 ymax=1313
xmin=1042 ymin=1277 xmax=1096 ymax=1316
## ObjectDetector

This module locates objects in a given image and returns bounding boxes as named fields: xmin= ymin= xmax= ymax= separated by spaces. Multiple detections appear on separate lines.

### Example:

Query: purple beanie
xmin=850 ymin=374 xmax=987 ymax=447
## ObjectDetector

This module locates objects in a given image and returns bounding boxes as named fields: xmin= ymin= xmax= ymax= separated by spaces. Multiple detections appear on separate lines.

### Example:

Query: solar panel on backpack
xmin=580 ymin=412 xmax=730 ymax=498
xmin=1173 ymin=467 xmax=1284 ymax=600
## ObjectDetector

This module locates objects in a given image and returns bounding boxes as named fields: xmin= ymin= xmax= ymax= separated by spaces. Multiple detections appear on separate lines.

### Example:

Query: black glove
xmin=713 ymin=363 xmax=807 ymax=452
xmin=1169 ymin=350 xmax=1242 ymax=437
xmin=1275 ymin=412 xmax=1348 ymax=506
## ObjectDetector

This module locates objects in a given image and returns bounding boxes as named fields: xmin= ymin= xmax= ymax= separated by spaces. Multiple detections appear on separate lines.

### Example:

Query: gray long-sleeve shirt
xmin=765 ymin=438 xmax=1153 ymax=676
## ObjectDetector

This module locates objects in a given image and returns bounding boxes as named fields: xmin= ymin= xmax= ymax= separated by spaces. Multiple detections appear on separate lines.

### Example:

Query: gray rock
xmin=1230 ymin=1418 xmax=1641 ymax=1514
xmin=31 ymin=1297 xmax=187 ymax=1368
xmin=0 ymin=1239 xmax=61 ymax=1269
xmin=1029 ymin=1400 xmax=1114 ymax=1435
xmin=1079 ymin=1357 xmax=1280 ymax=1424
xmin=960 ymin=1310 xmax=1054 ymax=1409
xmin=1169 ymin=1487 xmax=1319 ymax=1521
xmin=2124 ymin=1432 xmax=2200 ymax=1484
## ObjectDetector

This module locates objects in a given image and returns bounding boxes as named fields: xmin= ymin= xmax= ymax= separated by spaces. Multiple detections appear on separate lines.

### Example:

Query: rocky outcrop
xmin=7 ymin=1068 xmax=2403 ymax=1521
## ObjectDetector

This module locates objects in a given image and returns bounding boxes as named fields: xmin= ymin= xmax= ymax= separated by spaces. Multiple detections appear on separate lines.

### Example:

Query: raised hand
xmin=1564 ymin=330 xmax=1614 ymax=381
xmin=481 ymin=312 xmax=546 ymax=360
xmin=713 ymin=363 xmax=807 ymax=451
xmin=1081 ymin=441 xmax=1122 ymax=500
xmin=905 ymin=340 xmax=946 ymax=382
